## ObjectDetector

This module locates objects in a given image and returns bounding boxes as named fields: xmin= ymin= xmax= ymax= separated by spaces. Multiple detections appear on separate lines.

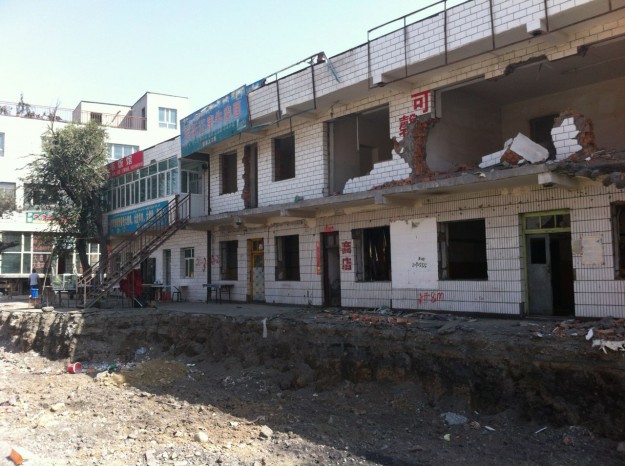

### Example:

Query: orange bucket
xmin=67 ymin=362 xmax=82 ymax=374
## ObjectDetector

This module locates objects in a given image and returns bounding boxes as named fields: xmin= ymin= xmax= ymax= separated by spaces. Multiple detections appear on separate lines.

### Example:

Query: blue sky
xmin=0 ymin=0 xmax=431 ymax=116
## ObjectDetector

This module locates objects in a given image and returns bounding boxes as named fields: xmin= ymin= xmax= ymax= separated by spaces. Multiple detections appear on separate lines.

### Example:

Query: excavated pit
xmin=1 ymin=307 xmax=624 ymax=440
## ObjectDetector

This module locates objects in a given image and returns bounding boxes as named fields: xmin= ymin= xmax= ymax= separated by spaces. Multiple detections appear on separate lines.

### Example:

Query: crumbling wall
xmin=342 ymin=154 xmax=412 ymax=193
xmin=552 ymin=110 xmax=597 ymax=159
xmin=480 ymin=110 xmax=598 ymax=168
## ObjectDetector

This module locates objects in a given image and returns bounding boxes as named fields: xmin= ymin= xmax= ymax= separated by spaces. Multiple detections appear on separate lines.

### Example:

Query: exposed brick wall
xmin=151 ymin=183 xmax=625 ymax=317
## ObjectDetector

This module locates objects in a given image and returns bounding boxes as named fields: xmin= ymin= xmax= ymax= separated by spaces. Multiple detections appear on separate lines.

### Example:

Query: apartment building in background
xmin=0 ymin=92 xmax=188 ymax=292
xmin=103 ymin=0 xmax=625 ymax=317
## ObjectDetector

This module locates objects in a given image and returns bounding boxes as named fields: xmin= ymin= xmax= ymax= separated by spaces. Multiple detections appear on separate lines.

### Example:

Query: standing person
xmin=28 ymin=269 xmax=39 ymax=306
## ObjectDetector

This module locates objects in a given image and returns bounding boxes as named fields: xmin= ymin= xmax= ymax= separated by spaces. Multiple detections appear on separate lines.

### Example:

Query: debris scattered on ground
xmin=441 ymin=412 xmax=468 ymax=426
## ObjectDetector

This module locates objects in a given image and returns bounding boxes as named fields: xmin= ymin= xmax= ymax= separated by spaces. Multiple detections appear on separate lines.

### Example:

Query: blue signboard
xmin=108 ymin=201 xmax=169 ymax=235
xmin=180 ymin=79 xmax=265 ymax=157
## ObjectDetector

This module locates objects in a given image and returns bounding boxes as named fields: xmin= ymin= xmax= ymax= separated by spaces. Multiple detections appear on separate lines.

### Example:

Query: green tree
xmin=21 ymin=121 xmax=109 ymax=274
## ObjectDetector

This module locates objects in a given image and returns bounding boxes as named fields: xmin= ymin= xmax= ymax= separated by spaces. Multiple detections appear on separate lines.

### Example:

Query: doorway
xmin=163 ymin=249 xmax=171 ymax=296
xmin=524 ymin=212 xmax=574 ymax=316
xmin=141 ymin=257 xmax=156 ymax=285
xmin=322 ymin=232 xmax=341 ymax=306
xmin=248 ymin=238 xmax=264 ymax=302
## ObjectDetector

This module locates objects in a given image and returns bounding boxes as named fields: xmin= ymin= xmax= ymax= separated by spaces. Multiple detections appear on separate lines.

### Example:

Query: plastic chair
xmin=172 ymin=286 xmax=182 ymax=302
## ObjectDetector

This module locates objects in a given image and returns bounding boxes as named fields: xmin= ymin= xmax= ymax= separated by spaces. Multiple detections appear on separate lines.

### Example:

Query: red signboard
xmin=106 ymin=150 xmax=144 ymax=178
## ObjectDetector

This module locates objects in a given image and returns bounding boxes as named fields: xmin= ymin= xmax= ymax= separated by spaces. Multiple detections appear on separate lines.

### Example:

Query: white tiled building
xmin=0 ymin=93 xmax=187 ymax=292
xmin=114 ymin=0 xmax=625 ymax=317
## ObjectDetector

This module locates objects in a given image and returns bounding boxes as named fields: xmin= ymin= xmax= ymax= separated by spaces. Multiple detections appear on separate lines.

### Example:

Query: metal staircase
xmin=77 ymin=194 xmax=190 ymax=309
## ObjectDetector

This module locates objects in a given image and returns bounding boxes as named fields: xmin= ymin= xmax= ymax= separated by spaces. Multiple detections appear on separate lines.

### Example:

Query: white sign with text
xmin=391 ymin=218 xmax=438 ymax=289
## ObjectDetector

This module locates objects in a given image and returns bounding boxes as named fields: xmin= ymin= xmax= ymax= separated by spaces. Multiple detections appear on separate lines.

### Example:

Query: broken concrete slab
xmin=509 ymin=132 xmax=549 ymax=163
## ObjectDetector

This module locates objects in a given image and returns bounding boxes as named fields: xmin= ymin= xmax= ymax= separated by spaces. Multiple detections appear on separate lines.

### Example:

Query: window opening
xmin=220 ymin=240 xmax=238 ymax=280
xmin=352 ymin=226 xmax=391 ymax=281
xmin=438 ymin=219 xmax=487 ymax=280
xmin=275 ymin=235 xmax=300 ymax=281
xmin=274 ymin=134 xmax=295 ymax=181
xmin=221 ymin=152 xmax=237 ymax=194
xmin=182 ymin=247 xmax=194 ymax=278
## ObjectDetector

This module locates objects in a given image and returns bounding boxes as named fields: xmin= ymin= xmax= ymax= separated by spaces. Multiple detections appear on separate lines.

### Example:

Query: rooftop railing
xmin=0 ymin=101 xmax=147 ymax=130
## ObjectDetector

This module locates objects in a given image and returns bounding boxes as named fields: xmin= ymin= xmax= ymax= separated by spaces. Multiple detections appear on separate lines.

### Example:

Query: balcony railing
xmin=0 ymin=101 xmax=147 ymax=130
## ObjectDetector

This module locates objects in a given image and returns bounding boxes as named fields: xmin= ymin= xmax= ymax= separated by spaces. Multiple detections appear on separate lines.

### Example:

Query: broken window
xmin=275 ymin=235 xmax=300 ymax=281
xmin=438 ymin=219 xmax=487 ymax=280
xmin=328 ymin=105 xmax=391 ymax=194
xmin=221 ymin=152 xmax=237 ymax=194
xmin=352 ymin=226 xmax=391 ymax=281
xmin=274 ymin=133 xmax=295 ymax=181
xmin=612 ymin=204 xmax=625 ymax=279
xmin=181 ymin=247 xmax=194 ymax=278
xmin=220 ymin=240 xmax=238 ymax=280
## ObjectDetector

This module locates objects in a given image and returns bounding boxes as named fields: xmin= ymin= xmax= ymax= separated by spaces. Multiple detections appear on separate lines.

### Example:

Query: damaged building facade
xmin=111 ymin=0 xmax=625 ymax=318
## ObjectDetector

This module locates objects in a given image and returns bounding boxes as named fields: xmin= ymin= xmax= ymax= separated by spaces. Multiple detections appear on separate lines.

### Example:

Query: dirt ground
xmin=1 ymin=339 xmax=624 ymax=466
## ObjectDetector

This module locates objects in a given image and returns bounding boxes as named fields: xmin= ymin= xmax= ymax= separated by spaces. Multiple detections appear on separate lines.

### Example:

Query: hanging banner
xmin=108 ymin=201 xmax=168 ymax=235
xmin=180 ymin=79 xmax=265 ymax=157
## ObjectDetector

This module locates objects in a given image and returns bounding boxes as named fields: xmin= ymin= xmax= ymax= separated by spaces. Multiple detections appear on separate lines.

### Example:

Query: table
xmin=53 ymin=289 xmax=73 ymax=307
xmin=203 ymin=283 xmax=234 ymax=303
xmin=142 ymin=284 xmax=164 ymax=301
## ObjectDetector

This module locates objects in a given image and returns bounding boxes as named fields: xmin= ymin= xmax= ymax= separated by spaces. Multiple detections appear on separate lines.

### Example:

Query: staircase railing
xmin=77 ymin=194 xmax=190 ymax=308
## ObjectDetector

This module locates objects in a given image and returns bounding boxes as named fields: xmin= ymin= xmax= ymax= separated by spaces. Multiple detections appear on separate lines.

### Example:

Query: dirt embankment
xmin=1 ymin=307 xmax=624 ymax=441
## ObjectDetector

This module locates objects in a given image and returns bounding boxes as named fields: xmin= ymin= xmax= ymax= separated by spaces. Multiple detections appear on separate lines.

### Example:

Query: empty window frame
xmin=328 ymin=105 xmax=391 ymax=193
xmin=159 ymin=107 xmax=177 ymax=129
xmin=220 ymin=240 xmax=238 ymax=280
xmin=352 ymin=226 xmax=391 ymax=282
xmin=438 ymin=219 xmax=487 ymax=280
xmin=275 ymin=235 xmax=300 ymax=281
xmin=274 ymin=133 xmax=295 ymax=181
xmin=181 ymin=247 xmax=194 ymax=278
xmin=221 ymin=152 xmax=237 ymax=194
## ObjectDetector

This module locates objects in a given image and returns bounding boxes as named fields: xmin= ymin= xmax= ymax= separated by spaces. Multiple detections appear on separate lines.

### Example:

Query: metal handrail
xmin=77 ymin=194 xmax=190 ymax=307
xmin=0 ymin=101 xmax=147 ymax=130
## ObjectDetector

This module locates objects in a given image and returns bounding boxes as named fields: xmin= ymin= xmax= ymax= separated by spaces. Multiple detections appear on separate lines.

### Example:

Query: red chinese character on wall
xmin=341 ymin=241 xmax=352 ymax=254
xmin=411 ymin=90 xmax=430 ymax=115
xmin=206 ymin=115 xmax=214 ymax=131
xmin=399 ymin=115 xmax=410 ymax=138
xmin=232 ymin=101 xmax=241 ymax=118
xmin=341 ymin=257 xmax=352 ymax=271
xmin=224 ymin=105 xmax=232 ymax=121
